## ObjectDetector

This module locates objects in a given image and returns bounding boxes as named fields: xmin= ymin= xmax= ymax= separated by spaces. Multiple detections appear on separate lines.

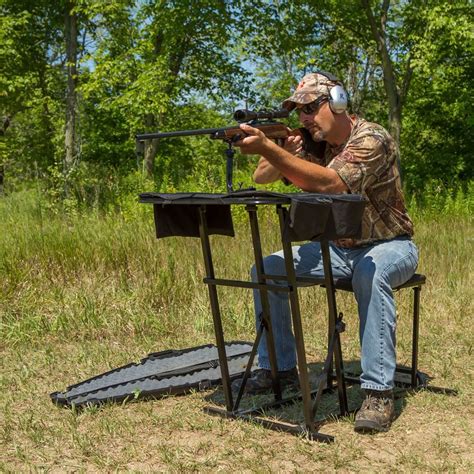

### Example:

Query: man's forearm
xmin=253 ymin=157 xmax=282 ymax=184
xmin=259 ymin=140 xmax=347 ymax=193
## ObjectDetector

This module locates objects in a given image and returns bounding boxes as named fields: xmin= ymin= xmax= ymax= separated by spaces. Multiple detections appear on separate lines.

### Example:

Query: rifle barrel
xmin=136 ymin=127 xmax=227 ymax=141
xmin=136 ymin=121 xmax=287 ymax=142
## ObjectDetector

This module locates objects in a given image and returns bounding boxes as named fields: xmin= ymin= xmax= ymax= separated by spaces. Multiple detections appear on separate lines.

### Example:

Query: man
xmin=232 ymin=71 xmax=418 ymax=434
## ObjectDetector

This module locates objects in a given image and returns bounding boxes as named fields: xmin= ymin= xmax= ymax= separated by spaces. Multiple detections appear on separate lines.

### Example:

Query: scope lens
xmin=234 ymin=110 xmax=256 ymax=122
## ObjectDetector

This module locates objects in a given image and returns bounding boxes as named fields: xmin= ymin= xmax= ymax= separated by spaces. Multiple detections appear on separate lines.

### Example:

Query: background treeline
xmin=1 ymin=0 xmax=472 ymax=211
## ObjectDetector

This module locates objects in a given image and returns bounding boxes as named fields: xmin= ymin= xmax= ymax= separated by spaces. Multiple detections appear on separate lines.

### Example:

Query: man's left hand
xmin=233 ymin=124 xmax=272 ymax=155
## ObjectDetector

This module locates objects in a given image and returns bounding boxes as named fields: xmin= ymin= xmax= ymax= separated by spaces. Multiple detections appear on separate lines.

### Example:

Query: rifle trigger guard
xmin=231 ymin=133 xmax=243 ymax=143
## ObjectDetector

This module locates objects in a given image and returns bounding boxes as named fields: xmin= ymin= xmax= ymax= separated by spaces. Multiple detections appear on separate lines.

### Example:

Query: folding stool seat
xmin=278 ymin=271 xmax=427 ymax=388
xmin=332 ymin=273 xmax=426 ymax=388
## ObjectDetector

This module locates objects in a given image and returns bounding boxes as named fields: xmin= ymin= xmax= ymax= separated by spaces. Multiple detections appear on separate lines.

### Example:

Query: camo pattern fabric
xmin=282 ymin=72 xmax=340 ymax=110
xmin=301 ymin=117 xmax=414 ymax=247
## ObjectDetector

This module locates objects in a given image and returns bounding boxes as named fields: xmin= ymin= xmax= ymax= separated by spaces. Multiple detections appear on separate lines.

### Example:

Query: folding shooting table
xmin=139 ymin=190 xmax=366 ymax=442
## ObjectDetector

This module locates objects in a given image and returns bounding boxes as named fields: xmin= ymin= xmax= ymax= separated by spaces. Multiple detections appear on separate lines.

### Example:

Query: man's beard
xmin=310 ymin=129 xmax=327 ymax=142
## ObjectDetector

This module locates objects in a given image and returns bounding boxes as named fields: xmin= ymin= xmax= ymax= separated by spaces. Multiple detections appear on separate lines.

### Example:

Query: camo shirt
xmin=301 ymin=117 xmax=414 ymax=247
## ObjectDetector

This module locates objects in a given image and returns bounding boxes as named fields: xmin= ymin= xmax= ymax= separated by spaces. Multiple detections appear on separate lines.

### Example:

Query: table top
xmin=139 ymin=190 xmax=365 ymax=206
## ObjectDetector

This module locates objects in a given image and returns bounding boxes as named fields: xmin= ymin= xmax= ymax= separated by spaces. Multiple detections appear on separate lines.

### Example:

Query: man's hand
xmin=234 ymin=123 xmax=273 ymax=155
xmin=284 ymin=133 xmax=303 ymax=155
xmin=235 ymin=124 xmax=304 ymax=156
xmin=252 ymin=129 xmax=304 ymax=184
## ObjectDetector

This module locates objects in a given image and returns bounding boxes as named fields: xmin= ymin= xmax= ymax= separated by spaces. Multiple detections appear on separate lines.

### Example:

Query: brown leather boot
xmin=354 ymin=389 xmax=395 ymax=433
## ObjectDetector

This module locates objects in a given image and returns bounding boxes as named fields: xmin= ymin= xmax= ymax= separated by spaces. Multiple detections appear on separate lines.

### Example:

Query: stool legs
xmin=411 ymin=286 xmax=421 ymax=388
xmin=407 ymin=283 xmax=457 ymax=395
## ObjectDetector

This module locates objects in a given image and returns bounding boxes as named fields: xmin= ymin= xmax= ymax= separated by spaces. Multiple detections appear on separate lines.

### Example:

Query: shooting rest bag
xmin=139 ymin=190 xmax=366 ymax=242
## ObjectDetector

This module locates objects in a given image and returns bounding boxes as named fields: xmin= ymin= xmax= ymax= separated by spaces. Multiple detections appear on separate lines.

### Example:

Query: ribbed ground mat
xmin=51 ymin=341 xmax=254 ymax=408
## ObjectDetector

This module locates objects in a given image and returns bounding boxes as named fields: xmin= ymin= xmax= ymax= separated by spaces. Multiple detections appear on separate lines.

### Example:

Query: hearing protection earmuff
xmin=314 ymin=70 xmax=348 ymax=114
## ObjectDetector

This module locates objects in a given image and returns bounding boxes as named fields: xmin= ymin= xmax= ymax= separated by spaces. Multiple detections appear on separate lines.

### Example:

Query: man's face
xmin=296 ymin=98 xmax=335 ymax=142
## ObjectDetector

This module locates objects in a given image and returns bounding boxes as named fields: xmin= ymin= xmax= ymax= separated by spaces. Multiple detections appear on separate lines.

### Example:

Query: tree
xmin=64 ymin=0 xmax=78 ymax=186
xmin=1 ymin=0 xmax=471 ymax=201
xmin=81 ymin=0 xmax=250 ymax=178
xmin=0 ymin=1 xmax=64 ymax=186
xmin=400 ymin=0 xmax=474 ymax=191
xmin=359 ymin=0 xmax=408 ymax=144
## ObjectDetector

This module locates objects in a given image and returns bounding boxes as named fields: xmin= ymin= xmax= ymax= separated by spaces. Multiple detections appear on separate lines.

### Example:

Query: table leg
xmin=276 ymin=205 xmax=315 ymax=432
xmin=320 ymin=240 xmax=349 ymax=415
xmin=246 ymin=204 xmax=282 ymax=400
xmin=198 ymin=206 xmax=233 ymax=410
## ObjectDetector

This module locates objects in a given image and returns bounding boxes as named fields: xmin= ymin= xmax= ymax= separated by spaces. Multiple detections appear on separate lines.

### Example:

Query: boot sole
xmin=354 ymin=419 xmax=390 ymax=433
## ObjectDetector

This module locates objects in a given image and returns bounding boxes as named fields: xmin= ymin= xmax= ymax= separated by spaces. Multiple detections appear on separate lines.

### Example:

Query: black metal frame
xmin=336 ymin=279 xmax=457 ymax=395
xmin=138 ymin=191 xmax=457 ymax=441
xmin=198 ymin=202 xmax=349 ymax=442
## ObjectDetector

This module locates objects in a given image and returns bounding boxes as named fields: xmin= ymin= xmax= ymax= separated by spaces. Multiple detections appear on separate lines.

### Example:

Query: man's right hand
xmin=283 ymin=133 xmax=303 ymax=155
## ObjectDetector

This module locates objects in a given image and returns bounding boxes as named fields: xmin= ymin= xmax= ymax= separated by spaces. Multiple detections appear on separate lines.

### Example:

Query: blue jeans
xmin=252 ymin=236 xmax=419 ymax=391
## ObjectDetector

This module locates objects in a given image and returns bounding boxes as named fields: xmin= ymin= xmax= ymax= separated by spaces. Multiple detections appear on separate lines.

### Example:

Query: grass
xmin=1 ymin=189 xmax=473 ymax=472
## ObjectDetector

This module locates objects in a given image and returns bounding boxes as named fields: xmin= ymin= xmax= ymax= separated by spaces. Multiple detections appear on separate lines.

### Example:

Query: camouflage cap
xmin=282 ymin=72 xmax=341 ymax=111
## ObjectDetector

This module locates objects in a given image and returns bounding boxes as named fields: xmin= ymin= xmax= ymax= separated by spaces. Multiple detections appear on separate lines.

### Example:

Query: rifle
xmin=136 ymin=109 xmax=292 ymax=193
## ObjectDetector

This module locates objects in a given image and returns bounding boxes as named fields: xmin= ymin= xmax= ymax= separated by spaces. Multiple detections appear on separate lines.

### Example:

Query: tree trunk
xmin=361 ymin=0 xmax=402 ymax=145
xmin=143 ymin=139 xmax=159 ymax=178
xmin=39 ymin=61 xmax=55 ymax=166
xmin=143 ymin=113 xmax=158 ymax=178
xmin=0 ymin=116 xmax=9 ymax=194
xmin=64 ymin=1 xmax=78 ymax=187
xmin=142 ymin=26 xmax=188 ymax=178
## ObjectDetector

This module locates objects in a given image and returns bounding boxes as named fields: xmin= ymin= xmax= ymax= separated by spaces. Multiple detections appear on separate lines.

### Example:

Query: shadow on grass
xmin=203 ymin=360 xmax=415 ymax=428
xmin=52 ymin=358 xmax=435 ymax=431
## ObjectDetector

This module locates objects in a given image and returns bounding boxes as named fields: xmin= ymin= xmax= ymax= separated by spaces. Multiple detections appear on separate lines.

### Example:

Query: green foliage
xmin=1 ymin=0 xmax=472 ymax=204
xmin=400 ymin=1 xmax=474 ymax=192
xmin=407 ymin=180 xmax=474 ymax=220
xmin=1 ymin=1 xmax=64 ymax=181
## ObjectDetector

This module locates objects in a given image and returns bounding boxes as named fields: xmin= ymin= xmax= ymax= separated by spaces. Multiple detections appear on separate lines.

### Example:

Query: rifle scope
xmin=233 ymin=108 xmax=289 ymax=123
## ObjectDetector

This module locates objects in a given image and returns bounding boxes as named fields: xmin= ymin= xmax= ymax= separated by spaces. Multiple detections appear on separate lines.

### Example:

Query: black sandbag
xmin=322 ymin=194 xmax=366 ymax=240
xmin=153 ymin=203 xmax=234 ymax=238
xmin=140 ymin=191 xmax=366 ymax=241
xmin=283 ymin=196 xmax=332 ymax=242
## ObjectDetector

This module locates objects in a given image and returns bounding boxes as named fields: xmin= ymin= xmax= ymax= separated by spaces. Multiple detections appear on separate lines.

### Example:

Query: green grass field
xmin=1 ymin=190 xmax=473 ymax=472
